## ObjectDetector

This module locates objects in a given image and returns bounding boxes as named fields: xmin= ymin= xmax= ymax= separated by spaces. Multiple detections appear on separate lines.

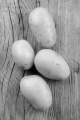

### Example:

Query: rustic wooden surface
xmin=0 ymin=0 xmax=80 ymax=120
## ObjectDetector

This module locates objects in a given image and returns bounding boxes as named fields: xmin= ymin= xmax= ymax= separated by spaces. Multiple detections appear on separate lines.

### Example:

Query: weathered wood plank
xmin=0 ymin=0 xmax=80 ymax=120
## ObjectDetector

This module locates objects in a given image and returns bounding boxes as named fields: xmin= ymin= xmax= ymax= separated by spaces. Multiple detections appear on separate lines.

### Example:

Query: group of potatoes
xmin=11 ymin=7 xmax=70 ymax=111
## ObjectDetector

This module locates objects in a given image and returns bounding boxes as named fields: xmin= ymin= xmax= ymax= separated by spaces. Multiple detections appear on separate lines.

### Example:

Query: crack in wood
xmin=5 ymin=0 xmax=14 ymax=43
xmin=36 ymin=0 xmax=41 ymax=7
xmin=18 ymin=0 xmax=24 ymax=38
xmin=25 ymin=23 xmax=29 ymax=41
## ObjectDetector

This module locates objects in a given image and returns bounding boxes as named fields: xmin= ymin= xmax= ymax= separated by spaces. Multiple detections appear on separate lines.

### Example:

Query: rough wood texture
xmin=0 ymin=0 xmax=80 ymax=120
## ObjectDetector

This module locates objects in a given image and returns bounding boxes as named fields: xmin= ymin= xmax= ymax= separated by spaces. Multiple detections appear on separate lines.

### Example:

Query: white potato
xmin=29 ymin=7 xmax=56 ymax=48
xmin=20 ymin=75 xmax=52 ymax=111
xmin=11 ymin=40 xmax=35 ymax=70
xmin=34 ymin=49 xmax=70 ymax=80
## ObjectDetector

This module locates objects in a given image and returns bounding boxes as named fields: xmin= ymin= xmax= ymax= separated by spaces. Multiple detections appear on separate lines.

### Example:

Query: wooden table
xmin=0 ymin=0 xmax=80 ymax=120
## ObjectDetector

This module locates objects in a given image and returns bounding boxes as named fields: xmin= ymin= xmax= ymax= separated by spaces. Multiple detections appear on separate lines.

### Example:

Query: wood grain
xmin=0 ymin=0 xmax=80 ymax=120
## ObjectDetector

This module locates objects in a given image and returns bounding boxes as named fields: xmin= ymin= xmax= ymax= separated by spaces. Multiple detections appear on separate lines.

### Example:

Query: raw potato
xmin=20 ymin=75 xmax=52 ymax=111
xmin=34 ymin=49 xmax=70 ymax=80
xmin=11 ymin=40 xmax=35 ymax=70
xmin=29 ymin=7 xmax=56 ymax=48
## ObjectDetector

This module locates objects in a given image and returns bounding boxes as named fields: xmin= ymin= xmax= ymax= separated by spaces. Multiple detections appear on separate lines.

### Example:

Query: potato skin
xmin=11 ymin=40 xmax=35 ymax=70
xmin=34 ymin=49 xmax=70 ymax=80
xmin=29 ymin=7 xmax=56 ymax=48
xmin=20 ymin=75 xmax=52 ymax=111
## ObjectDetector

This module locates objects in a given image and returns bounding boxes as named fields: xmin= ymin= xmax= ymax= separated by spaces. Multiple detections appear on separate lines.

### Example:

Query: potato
xmin=29 ymin=7 xmax=56 ymax=48
xmin=20 ymin=75 xmax=52 ymax=111
xmin=11 ymin=40 xmax=35 ymax=70
xmin=34 ymin=49 xmax=70 ymax=80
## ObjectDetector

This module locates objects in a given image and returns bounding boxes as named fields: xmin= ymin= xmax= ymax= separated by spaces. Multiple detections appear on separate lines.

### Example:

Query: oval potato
xmin=29 ymin=7 xmax=56 ymax=48
xmin=34 ymin=49 xmax=70 ymax=80
xmin=20 ymin=75 xmax=52 ymax=111
xmin=11 ymin=40 xmax=35 ymax=70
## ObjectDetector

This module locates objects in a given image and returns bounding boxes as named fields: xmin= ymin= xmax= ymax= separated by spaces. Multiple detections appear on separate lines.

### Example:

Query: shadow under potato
xmin=24 ymin=64 xmax=70 ymax=85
